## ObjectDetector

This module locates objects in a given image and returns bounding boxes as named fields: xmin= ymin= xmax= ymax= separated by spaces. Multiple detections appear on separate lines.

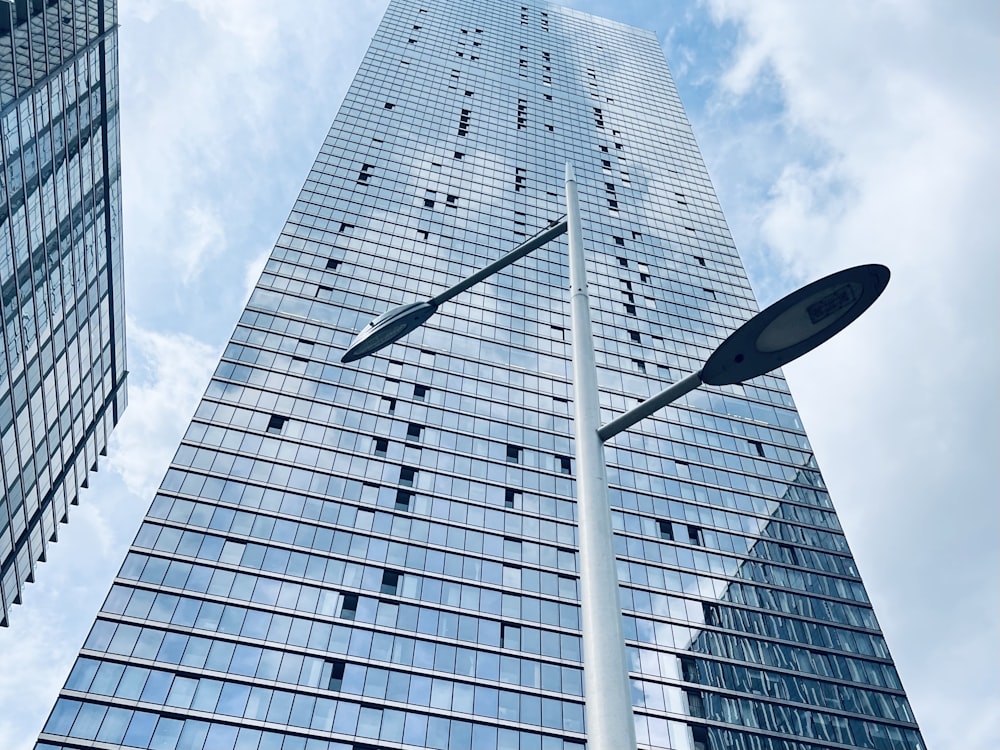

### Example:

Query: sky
xmin=1 ymin=1 xmax=997 ymax=748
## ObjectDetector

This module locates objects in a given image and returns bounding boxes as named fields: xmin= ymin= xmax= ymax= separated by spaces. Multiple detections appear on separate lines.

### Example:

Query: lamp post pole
xmin=565 ymin=164 xmax=638 ymax=750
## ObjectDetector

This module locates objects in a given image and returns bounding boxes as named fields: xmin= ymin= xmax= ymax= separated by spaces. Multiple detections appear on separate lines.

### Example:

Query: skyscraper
xmin=1 ymin=0 xmax=125 ymax=626
xmin=36 ymin=0 xmax=924 ymax=747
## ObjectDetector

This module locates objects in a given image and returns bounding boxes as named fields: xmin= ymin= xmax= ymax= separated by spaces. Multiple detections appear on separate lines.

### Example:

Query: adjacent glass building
xmin=0 ymin=0 xmax=125 ymax=625
xmin=37 ymin=0 xmax=923 ymax=748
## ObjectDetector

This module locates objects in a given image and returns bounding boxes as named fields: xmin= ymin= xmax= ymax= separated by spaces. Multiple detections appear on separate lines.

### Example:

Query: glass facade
xmin=36 ymin=0 xmax=923 ymax=748
xmin=0 ymin=0 xmax=126 ymax=626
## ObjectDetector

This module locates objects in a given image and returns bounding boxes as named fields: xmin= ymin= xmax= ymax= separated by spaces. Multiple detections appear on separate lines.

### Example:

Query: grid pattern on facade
xmin=0 ymin=0 xmax=126 ymax=625
xmin=36 ymin=1 xmax=922 ymax=749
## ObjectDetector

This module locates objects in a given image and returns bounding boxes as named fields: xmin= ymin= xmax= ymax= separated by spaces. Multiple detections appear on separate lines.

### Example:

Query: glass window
xmin=191 ymin=678 xmax=224 ymax=712
xmin=217 ymin=682 xmax=251 ymax=717
xmin=65 ymin=659 xmax=99 ymax=692
xmin=149 ymin=717 xmax=184 ymax=750
xmin=43 ymin=699 xmax=82 ymax=736
xmin=116 ymin=666 xmax=150 ymax=700
xmin=69 ymin=702 xmax=107 ymax=740
xmin=165 ymin=676 xmax=198 ymax=709
xmin=140 ymin=670 xmax=173 ymax=705
xmin=176 ymin=721 xmax=210 ymax=750
xmin=332 ymin=700 xmax=359 ymax=734
xmin=95 ymin=707 xmax=132 ymax=744
xmin=122 ymin=710 xmax=158 ymax=748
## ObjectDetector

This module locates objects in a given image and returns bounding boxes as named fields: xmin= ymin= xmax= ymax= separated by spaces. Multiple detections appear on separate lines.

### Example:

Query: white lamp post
xmin=343 ymin=164 xmax=890 ymax=749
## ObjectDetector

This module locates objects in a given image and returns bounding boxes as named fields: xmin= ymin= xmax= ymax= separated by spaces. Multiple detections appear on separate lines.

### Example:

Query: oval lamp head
xmin=341 ymin=300 xmax=438 ymax=363
xmin=701 ymin=264 xmax=890 ymax=386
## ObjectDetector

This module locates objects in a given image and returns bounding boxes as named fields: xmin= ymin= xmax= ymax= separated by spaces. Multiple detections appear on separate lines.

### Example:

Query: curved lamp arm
xmin=342 ymin=217 xmax=567 ymax=363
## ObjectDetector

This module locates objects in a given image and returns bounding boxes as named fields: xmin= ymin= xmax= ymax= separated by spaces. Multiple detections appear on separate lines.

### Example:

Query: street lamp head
xmin=701 ymin=264 xmax=890 ymax=386
xmin=341 ymin=300 xmax=438 ymax=363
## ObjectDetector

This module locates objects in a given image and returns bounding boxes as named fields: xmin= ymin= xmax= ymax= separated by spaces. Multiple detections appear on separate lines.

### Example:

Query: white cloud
xmin=703 ymin=2 xmax=1000 ymax=748
xmin=108 ymin=324 xmax=219 ymax=499
xmin=175 ymin=204 xmax=228 ymax=284
xmin=118 ymin=0 xmax=386 ymax=336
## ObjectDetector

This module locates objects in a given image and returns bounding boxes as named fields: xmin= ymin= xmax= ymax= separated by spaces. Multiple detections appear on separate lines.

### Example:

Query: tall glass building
xmin=37 ymin=0 xmax=923 ymax=748
xmin=0 ymin=0 xmax=125 ymax=626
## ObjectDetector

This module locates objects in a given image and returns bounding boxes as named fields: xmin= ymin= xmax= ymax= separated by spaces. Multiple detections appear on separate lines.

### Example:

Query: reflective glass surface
xmin=0 ymin=0 xmax=126 ymax=625
xmin=37 ymin=1 xmax=922 ymax=748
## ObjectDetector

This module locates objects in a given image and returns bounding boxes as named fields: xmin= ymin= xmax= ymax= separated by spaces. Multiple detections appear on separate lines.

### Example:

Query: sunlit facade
xmin=37 ymin=0 xmax=923 ymax=747
xmin=0 ymin=0 xmax=125 ymax=626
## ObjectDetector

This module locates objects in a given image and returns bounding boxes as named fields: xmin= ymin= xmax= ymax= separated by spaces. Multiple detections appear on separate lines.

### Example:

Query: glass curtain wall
xmin=0 ymin=0 xmax=126 ymax=626
xmin=37 ymin=1 xmax=921 ymax=748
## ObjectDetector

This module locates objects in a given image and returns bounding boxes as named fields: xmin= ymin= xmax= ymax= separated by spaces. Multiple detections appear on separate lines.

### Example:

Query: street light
xmin=343 ymin=164 xmax=889 ymax=750
xmin=598 ymin=263 xmax=890 ymax=441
